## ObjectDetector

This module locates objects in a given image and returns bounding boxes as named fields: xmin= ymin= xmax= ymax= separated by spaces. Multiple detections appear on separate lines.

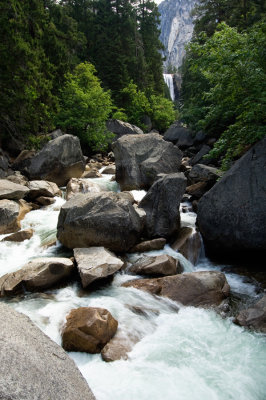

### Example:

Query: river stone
xmin=139 ymin=173 xmax=187 ymax=239
xmin=128 ymin=238 xmax=166 ymax=253
xmin=66 ymin=177 xmax=102 ymax=200
xmin=1 ymin=228 xmax=34 ymax=242
xmin=197 ymin=137 xmax=266 ymax=255
xmin=74 ymin=247 xmax=124 ymax=288
xmin=129 ymin=254 xmax=181 ymax=276
xmin=123 ymin=271 xmax=230 ymax=308
xmin=113 ymin=133 xmax=183 ymax=190
xmin=36 ymin=196 xmax=56 ymax=205
xmin=0 ymin=258 xmax=74 ymax=296
xmin=0 ymin=303 xmax=95 ymax=400
xmin=164 ymin=122 xmax=194 ymax=148
xmin=27 ymin=180 xmax=61 ymax=199
xmin=234 ymin=295 xmax=266 ymax=333
xmin=0 ymin=179 xmax=30 ymax=200
xmin=0 ymin=199 xmax=31 ymax=234
xmin=22 ymin=134 xmax=85 ymax=186
xmin=106 ymin=119 xmax=143 ymax=138
xmin=6 ymin=171 xmax=28 ymax=186
xmin=101 ymin=331 xmax=136 ymax=362
xmin=57 ymin=192 xmax=143 ymax=252
xmin=102 ymin=165 xmax=116 ymax=174
xmin=62 ymin=307 xmax=118 ymax=353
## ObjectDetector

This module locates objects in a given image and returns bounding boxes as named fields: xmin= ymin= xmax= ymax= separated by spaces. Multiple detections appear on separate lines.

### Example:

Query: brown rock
xmin=66 ymin=178 xmax=102 ymax=200
xmin=102 ymin=165 xmax=116 ymax=174
xmin=129 ymin=254 xmax=181 ymax=276
xmin=2 ymin=228 xmax=34 ymax=242
xmin=0 ymin=257 xmax=74 ymax=296
xmin=122 ymin=271 xmax=230 ymax=308
xmin=62 ymin=307 xmax=118 ymax=353
xmin=0 ymin=179 xmax=30 ymax=200
xmin=36 ymin=196 xmax=56 ymax=205
xmin=27 ymin=180 xmax=61 ymax=199
xmin=234 ymin=295 xmax=266 ymax=333
xmin=186 ymin=181 xmax=208 ymax=199
xmin=128 ymin=238 xmax=166 ymax=253
xmin=0 ymin=199 xmax=31 ymax=234
xmin=6 ymin=171 xmax=28 ymax=186
xmin=101 ymin=332 xmax=136 ymax=362
xmin=81 ymin=168 xmax=102 ymax=178
xmin=171 ymin=227 xmax=201 ymax=265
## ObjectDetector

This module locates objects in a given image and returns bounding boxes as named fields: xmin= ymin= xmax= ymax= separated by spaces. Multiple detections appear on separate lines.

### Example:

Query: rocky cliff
xmin=159 ymin=0 xmax=197 ymax=71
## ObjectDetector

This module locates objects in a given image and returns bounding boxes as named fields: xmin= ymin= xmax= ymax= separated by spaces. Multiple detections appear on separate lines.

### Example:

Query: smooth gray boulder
xmin=0 ymin=179 xmax=30 ymax=200
xmin=164 ymin=121 xmax=194 ymax=148
xmin=74 ymin=247 xmax=124 ymax=287
xmin=188 ymin=164 xmax=221 ymax=184
xmin=57 ymin=192 xmax=143 ymax=252
xmin=113 ymin=133 xmax=182 ymax=190
xmin=0 ymin=303 xmax=95 ymax=400
xmin=139 ymin=173 xmax=187 ymax=239
xmin=26 ymin=180 xmax=61 ymax=199
xmin=106 ymin=119 xmax=143 ymax=138
xmin=19 ymin=134 xmax=85 ymax=186
xmin=235 ymin=295 xmax=266 ymax=333
xmin=197 ymin=137 xmax=266 ymax=254
xmin=0 ymin=258 xmax=74 ymax=296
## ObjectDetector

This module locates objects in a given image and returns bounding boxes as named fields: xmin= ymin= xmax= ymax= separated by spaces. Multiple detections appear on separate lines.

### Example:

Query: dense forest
xmin=180 ymin=0 xmax=266 ymax=169
xmin=0 ymin=0 xmax=175 ymax=154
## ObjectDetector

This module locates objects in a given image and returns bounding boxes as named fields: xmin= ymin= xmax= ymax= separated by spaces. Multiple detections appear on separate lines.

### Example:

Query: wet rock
xmin=139 ymin=173 xmax=186 ymax=239
xmin=0 ymin=303 xmax=96 ymax=400
xmin=74 ymin=247 xmax=124 ymax=288
xmin=235 ymin=295 xmax=266 ymax=333
xmin=18 ymin=135 xmax=86 ymax=186
xmin=82 ymin=168 xmax=102 ymax=178
xmin=62 ymin=307 xmax=118 ymax=353
xmin=57 ymin=192 xmax=143 ymax=252
xmin=36 ymin=196 xmax=56 ymax=206
xmin=171 ymin=227 xmax=201 ymax=265
xmin=123 ymin=271 xmax=230 ymax=308
xmin=0 ymin=199 xmax=31 ymax=234
xmin=102 ymin=165 xmax=116 ymax=174
xmin=164 ymin=121 xmax=194 ymax=148
xmin=0 ymin=179 xmax=30 ymax=200
xmin=129 ymin=254 xmax=181 ymax=276
xmin=113 ymin=133 xmax=182 ymax=190
xmin=197 ymin=137 xmax=266 ymax=255
xmin=27 ymin=180 xmax=61 ymax=199
xmin=0 ymin=257 xmax=74 ymax=296
xmin=66 ymin=178 xmax=102 ymax=200
xmin=189 ymin=145 xmax=211 ymax=166
xmin=1 ymin=228 xmax=34 ymax=242
xmin=128 ymin=238 xmax=166 ymax=253
xmin=106 ymin=119 xmax=143 ymax=138
xmin=186 ymin=181 xmax=209 ymax=199
xmin=101 ymin=332 xmax=136 ymax=362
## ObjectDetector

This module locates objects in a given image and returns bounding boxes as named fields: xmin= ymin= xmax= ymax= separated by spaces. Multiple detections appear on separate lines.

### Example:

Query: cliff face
xmin=159 ymin=0 xmax=197 ymax=71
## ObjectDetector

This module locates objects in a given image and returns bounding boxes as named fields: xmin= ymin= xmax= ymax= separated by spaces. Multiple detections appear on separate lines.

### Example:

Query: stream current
xmin=0 ymin=174 xmax=265 ymax=400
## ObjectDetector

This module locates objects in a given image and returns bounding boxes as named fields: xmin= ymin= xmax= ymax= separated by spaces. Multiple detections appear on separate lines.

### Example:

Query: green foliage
xmin=111 ymin=108 xmax=128 ymax=122
xmin=55 ymin=62 xmax=113 ymax=151
xmin=181 ymin=22 xmax=266 ymax=169
xmin=149 ymin=95 xmax=177 ymax=132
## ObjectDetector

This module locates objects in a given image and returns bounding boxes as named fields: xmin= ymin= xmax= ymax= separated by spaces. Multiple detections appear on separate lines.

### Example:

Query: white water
xmin=163 ymin=73 xmax=175 ymax=101
xmin=1 ymin=180 xmax=266 ymax=400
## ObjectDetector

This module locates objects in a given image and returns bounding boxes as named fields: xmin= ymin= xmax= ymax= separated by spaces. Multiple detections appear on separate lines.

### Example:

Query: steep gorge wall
xmin=159 ymin=0 xmax=197 ymax=71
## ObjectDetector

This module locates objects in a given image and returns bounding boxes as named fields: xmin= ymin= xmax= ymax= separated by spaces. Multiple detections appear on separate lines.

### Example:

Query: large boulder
xmin=113 ymin=133 xmax=183 ymax=190
xmin=123 ymin=271 xmax=230 ymax=308
xmin=17 ymin=135 xmax=85 ymax=186
xmin=197 ymin=137 xmax=266 ymax=255
xmin=0 ymin=303 xmax=95 ymax=400
xmin=66 ymin=178 xmax=102 ymax=200
xmin=106 ymin=119 xmax=143 ymax=138
xmin=0 ymin=258 xmax=74 ymax=296
xmin=164 ymin=122 xmax=194 ymax=148
xmin=57 ymin=192 xmax=143 ymax=252
xmin=26 ymin=180 xmax=61 ymax=199
xmin=188 ymin=164 xmax=221 ymax=185
xmin=0 ymin=179 xmax=30 ymax=200
xmin=139 ymin=173 xmax=187 ymax=239
xmin=0 ymin=199 xmax=31 ymax=234
xmin=74 ymin=247 xmax=124 ymax=288
xmin=234 ymin=295 xmax=266 ymax=333
xmin=129 ymin=254 xmax=180 ymax=276
xmin=62 ymin=307 xmax=118 ymax=353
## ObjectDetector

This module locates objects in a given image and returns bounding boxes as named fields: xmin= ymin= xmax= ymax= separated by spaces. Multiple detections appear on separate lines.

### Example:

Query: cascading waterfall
xmin=163 ymin=73 xmax=175 ymax=101
xmin=0 ymin=174 xmax=266 ymax=400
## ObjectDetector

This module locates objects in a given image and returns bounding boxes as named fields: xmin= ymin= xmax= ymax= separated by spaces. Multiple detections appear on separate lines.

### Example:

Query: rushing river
xmin=0 ymin=175 xmax=265 ymax=400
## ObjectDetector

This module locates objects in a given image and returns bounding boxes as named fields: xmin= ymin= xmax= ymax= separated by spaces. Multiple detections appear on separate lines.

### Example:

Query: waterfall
xmin=163 ymin=73 xmax=175 ymax=101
